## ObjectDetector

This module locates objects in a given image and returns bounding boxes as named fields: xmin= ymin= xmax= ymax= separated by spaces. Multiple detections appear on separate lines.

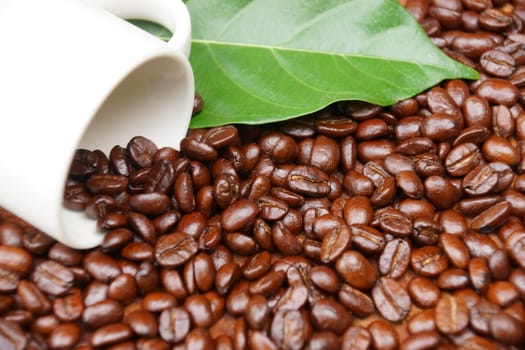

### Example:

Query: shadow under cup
xmin=61 ymin=53 xmax=194 ymax=249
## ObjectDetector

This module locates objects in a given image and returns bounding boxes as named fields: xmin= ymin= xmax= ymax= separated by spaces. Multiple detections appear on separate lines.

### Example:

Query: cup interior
xmin=60 ymin=54 xmax=193 ymax=248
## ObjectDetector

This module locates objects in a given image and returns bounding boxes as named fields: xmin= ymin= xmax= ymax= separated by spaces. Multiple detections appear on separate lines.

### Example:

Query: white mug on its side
xmin=0 ymin=0 xmax=194 ymax=248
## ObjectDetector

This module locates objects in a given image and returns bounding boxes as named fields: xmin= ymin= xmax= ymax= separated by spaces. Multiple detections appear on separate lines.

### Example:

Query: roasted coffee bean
xmin=489 ymin=312 xmax=524 ymax=345
xmin=158 ymin=307 xmax=190 ymax=343
xmin=350 ymin=224 xmax=385 ymax=254
xmin=368 ymin=319 xmax=400 ymax=350
xmin=470 ymin=200 xmax=512 ymax=232
xmin=270 ymin=310 xmax=309 ymax=350
xmin=378 ymin=209 xmax=413 ymax=237
xmin=481 ymin=49 xmax=516 ymax=77
xmin=155 ymin=232 xmax=198 ymax=267
xmin=469 ymin=257 xmax=491 ymax=293
xmin=90 ymin=323 xmax=132 ymax=347
xmin=435 ymin=293 xmax=469 ymax=335
xmin=311 ymin=298 xmax=352 ymax=334
xmin=335 ymin=250 xmax=375 ymax=290
xmin=31 ymin=260 xmax=73 ymax=296
xmin=396 ymin=170 xmax=424 ymax=198
xmin=298 ymin=135 xmax=340 ymax=173
xmin=440 ymin=233 xmax=469 ymax=271
xmin=379 ymin=238 xmax=411 ymax=279
xmin=308 ymin=265 xmax=340 ymax=294
xmin=83 ymin=250 xmax=121 ymax=283
xmin=82 ymin=299 xmax=123 ymax=329
xmin=424 ymin=175 xmax=462 ymax=209
xmin=372 ymin=277 xmax=411 ymax=322
xmin=320 ymin=225 xmax=351 ymax=263
xmin=16 ymin=280 xmax=50 ymax=315
xmin=408 ymin=276 xmax=441 ymax=308
xmin=338 ymin=283 xmax=375 ymax=317
xmin=437 ymin=268 xmax=470 ymax=290
xmin=341 ymin=326 xmax=371 ymax=350
xmin=445 ymin=143 xmax=481 ymax=176
xmin=411 ymin=246 xmax=449 ymax=277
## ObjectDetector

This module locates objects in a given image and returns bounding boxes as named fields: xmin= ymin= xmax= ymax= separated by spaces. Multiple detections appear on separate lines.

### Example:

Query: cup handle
xmin=83 ymin=0 xmax=192 ymax=56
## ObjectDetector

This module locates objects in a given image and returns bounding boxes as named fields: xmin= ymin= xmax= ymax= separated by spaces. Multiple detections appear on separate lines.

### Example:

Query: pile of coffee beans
xmin=2 ymin=0 xmax=525 ymax=349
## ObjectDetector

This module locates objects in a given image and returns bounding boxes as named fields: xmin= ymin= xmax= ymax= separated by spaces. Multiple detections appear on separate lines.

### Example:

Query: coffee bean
xmin=341 ymin=326 xmax=371 ymax=350
xmin=379 ymin=238 xmax=411 ymax=279
xmin=437 ymin=268 xmax=470 ymax=290
xmin=320 ymin=225 xmax=351 ymax=263
xmin=368 ymin=319 xmax=400 ymax=350
xmin=155 ymin=233 xmax=198 ymax=267
xmin=408 ymin=276 xmax=441 ymax=308
xmin=338 ymin=283 xmax=375 ymax=317
xmin=350 ymin=224 xmax=385 ymax=255
xmin=31 ymin=260 xmax=73 ymax=296
xmin=435 ymin=294 xmax=469 ymax=334
xmin=411 ymin=246 xmax=449 ymax=277
xmin=82 ymin=299 xmax=123 ymax=329
xmin=158 ymin=307 xmax=190 ymax=343
xmin=489 ymin=312 xmax=524 ymax=345
xmin=481 ymin=49 xmax=516 ymax=77
xmin=439 ymin=233 xmax=470 ymax=269
xmin=47 ymin=322 xmax=81 ymax=350
xmin=335 ymin=250 xmax=376 ymax=290
xmin=400 ymin=330 xmax=440 ymax=350
xmin=372 ymin=277 xmax=411 ymax=322
xmin=270 ymin=310 xmax=309 ymax=349
xmin=311 ymin=298 xmax=352 ymax=334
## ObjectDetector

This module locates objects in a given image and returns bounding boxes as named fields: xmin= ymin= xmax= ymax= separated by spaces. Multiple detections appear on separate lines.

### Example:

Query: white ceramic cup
xmin=0 ymin=0 xmax=194 ymax=248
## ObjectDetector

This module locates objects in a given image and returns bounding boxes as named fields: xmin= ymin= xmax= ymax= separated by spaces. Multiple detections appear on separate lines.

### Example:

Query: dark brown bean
xmin=411 ymin=246 xmax=449 ymax=277
xmin=379 ymin=238 xmax=411 ymax=279
xmin=372 ymin=277 xmax=411 ymax=322
xmin=407 ymin=276 xmax=441 ymax=308
xmin=155 ymin=232 xmax=198 ymax=267
xmin=335 ymin=250 xmax=376 ymax=290
xmin=435 ymin=293 xmax=469 ymax=335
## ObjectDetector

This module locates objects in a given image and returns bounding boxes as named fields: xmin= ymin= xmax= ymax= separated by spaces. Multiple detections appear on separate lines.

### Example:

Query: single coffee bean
xmin=439 ymin=233 xmax=470 ymax=269
xmin=407 ymin=276 xmax=441 ymax=308
xmin=486 ymin=280 xmax=520 ymax=307
xmin=341 ymin=326 xmax=371 ymax=350
xmin=411 ymin=246 xmax=449 ymax=277
xmin=481 ymin=49 xmax=516 ymax=77
xmin=445 ymin=143 xmax=481 ymax=176
xmin=320 ymin=225 xmax=351 ymax=263
xmin=371 ymin=277 xmax=411 ymax=322
xmin=437 ymin=268 xmax=470 ymax=290
xmin=469 ymin=299 xmax=501 ymax=335
xmin=338 ymin=283 xmax=375 ymax=317
xmin=47 ymin=323 xmax=81 ymax=350
xmin=335 ymin=250 xmax=376 ymax=290
xmin=310 ymin=298 xmax=352 ymax=334
xmin=350 ymin=224 xmax=386 ymax=255
xmin=90 ymin=323 xmax=133 ymax=348
xmin=489 ymin=312 xmax=524 ymax=345
xmin=270 ymin=310 xmax=309 ymax=350
xmin=379 ymin=238 xmax=411 ymax=279
xmin=258 ymin=131 xmax=298 ymax=164
xmin=31 ymin=260 xmax=74 ymax=296
xmin=435 ymin=293 xmax=469 ymax=334
xmin=367 ymin=319 xmax=400 ymax=350
xmin=155 ymin=233 xmax=198 ymax=267
xmin=470 ymin=200 xmax=512 ymax=232
xmin=82 ymin=299 xmax=123 ymax=329
xmin=400 ymin=330 xmax=440 ymax=350
xmin=378 ymin=209 xmax=413 ymax=237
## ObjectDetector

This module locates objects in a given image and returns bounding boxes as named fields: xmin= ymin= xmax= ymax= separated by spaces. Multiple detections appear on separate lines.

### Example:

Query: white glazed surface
xmin=0 ymin=0 xmax=194 ymax=248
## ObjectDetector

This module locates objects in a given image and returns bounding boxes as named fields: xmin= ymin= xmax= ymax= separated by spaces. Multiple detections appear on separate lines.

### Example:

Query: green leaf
xmin=186 ymin=0 xmax=478 ymax=128
xmin=128 ymin=19 xmax=172 ymax=42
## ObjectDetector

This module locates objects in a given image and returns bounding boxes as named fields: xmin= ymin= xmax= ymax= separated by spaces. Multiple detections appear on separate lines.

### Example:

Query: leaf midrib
xmin=191 ymin=39 xmax=469 ymax=75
